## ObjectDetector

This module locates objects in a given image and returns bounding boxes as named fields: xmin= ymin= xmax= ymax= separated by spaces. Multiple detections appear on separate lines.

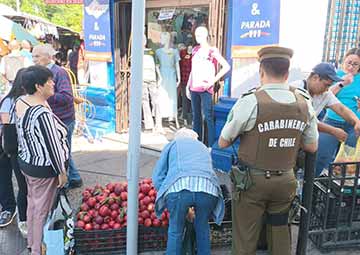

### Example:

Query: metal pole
xmin=126 ymin=0 xmax=145 ymax=254
xmin=296 ymin=152 xmax=317 ymax=255
xmin=16 ymin=0 xmax=20 ymax=12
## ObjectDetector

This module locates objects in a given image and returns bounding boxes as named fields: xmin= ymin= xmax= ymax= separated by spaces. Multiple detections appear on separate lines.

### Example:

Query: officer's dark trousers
xmin=232 ymin=172 xmax=297 ymax=255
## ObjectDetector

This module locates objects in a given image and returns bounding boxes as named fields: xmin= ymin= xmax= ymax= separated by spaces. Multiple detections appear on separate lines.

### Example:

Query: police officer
xmin=218 ymin=46 xmax=319 ymax=255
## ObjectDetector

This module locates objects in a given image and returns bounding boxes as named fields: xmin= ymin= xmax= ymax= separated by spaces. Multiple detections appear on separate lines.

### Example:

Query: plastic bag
xmin=43 ymin=189 xmax=74 ymax=255
xmin=333 ymin=140 xmax=360 ymax=175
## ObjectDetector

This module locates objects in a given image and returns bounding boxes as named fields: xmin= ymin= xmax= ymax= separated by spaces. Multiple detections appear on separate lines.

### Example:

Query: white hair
xmin=174 ymin=128 xmax=198 ymax=140
xmin=33 ymin=43 xmax=57 ymax=56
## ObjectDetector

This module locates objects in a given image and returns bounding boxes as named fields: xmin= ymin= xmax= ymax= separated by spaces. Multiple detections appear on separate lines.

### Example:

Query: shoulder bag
xmin=2 ymin=102 xmax=18 ymax=155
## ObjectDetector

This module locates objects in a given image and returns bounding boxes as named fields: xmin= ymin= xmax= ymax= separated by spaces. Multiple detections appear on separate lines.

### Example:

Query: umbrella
xmin=0 ymin=15 xmax=39 ymax=45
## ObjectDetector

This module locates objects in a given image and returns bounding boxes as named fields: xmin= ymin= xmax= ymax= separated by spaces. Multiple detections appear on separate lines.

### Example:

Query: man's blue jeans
xmin=190 ymin=91 xmax=215 ymax=147
xmin=66 ymin=120 xmax=81 ymax=181
xmin=165 ymin=190 xmax=217 ymax=255
xmin=316 ymin=118 xmax=357 ymax=176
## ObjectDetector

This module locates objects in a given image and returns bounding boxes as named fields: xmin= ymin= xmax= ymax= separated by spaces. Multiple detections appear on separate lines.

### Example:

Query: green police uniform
xmin=220 ymin=47 xmax=318 ymax=255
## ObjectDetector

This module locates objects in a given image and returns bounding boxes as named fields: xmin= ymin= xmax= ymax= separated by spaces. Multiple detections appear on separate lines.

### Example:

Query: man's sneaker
xmin=0 ymin=210 xmax=17 ymax=227
xmin=68 ymin=179 xmax=83 ymax=189
xmin=18 ymin=221 xmax=28 ymax=238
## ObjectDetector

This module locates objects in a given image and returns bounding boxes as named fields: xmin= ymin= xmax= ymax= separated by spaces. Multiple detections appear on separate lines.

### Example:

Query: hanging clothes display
xmin=156 ymin=47 xmax=180 ymax=119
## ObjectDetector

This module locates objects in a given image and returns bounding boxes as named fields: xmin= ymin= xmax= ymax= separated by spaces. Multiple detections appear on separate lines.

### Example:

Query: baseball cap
xmin=312 ymin=63 xmax=342 ymax=82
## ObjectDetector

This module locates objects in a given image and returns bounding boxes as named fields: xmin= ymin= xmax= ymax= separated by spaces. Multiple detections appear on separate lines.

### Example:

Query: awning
xmin=0 ymin=15 xmax=39 ymax=45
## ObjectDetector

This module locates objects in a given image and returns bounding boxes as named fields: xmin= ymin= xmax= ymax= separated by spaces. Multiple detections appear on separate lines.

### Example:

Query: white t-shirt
xmin=0 ymin=51 xmax=32 ymax=77
xmin=291 ymin=80 xmax=340 ymax=117
xmin=143 ymin=49 xmax=156 ymax=83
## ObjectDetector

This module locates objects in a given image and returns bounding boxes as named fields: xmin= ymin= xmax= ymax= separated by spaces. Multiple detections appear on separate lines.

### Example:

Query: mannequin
xmin=179 ymin=44 xmax=193 ymax=126
xmin=187 ymin=26 xmax=230 ymax=146
xmin=156 ymin=32 xmax=181 ymax=128
xmin=142 ymin=36 xmax=163 ymax=133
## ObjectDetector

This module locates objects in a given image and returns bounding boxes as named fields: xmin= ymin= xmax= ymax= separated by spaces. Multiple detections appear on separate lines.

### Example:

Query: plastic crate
xmin=311 ymin=181 xmax=360 ymax=229
xmin=74 ymin=226 xmax=167 ymax=255
xmin=210 ymin=221 xmax=232 ymax=248
xmin=309 ymin=162 xmax=360 ymax=252
xmin=211 ymin=140 xmax=239 ymax=172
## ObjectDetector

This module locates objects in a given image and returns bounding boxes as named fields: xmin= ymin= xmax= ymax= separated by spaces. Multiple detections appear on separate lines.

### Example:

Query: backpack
xmin=4 ymin=55 xmax=25 ymax=82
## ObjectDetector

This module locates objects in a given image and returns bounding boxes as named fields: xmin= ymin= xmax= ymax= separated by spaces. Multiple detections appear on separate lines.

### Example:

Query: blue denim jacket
xmin=152 ymin=138 xmax=224 ymax=225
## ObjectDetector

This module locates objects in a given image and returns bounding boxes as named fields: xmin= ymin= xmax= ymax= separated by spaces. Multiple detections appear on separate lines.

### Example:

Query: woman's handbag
xmin=2 ymin=105 xmax=18 ymax=155
xmin=2 ymin=123 xmax=18 ymax=155
xmin=43 ymin=188 xmax=74 ymax=255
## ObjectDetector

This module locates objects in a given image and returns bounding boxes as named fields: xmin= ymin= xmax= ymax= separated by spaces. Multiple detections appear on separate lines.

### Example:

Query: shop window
xmin=146 ymin=7 xmax=209 ymax=51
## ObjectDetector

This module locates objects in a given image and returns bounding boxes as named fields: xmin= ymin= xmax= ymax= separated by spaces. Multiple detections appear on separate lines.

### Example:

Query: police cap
xmin=257 ymin=46 xmax=294 ymax=62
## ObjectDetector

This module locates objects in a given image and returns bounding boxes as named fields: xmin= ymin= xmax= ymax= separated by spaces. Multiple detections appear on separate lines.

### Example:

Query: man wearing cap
xmin=291 ymin=62 xmax=360 ymax=145
xmin=218 ymin=46 xmax=318 ymax=255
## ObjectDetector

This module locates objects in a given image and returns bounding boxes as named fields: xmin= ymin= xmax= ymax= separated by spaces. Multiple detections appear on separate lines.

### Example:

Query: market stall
xmin=0 ymin=4 xmax=79 ymax=49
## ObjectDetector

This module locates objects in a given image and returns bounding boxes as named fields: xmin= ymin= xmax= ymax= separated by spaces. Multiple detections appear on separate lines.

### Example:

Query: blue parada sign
xmin=84 ymin=0 xmax=112 ymax=62
xmin=231 ymin=0 xmax=280 ymax=57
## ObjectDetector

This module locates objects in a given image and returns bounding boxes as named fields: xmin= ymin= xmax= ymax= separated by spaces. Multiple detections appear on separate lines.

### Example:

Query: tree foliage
xmin=0 ymin=0 xmax=83 ymax=32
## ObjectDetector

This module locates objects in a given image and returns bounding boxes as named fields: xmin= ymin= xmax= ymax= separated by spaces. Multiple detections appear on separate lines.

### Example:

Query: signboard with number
xmin=83 ymin=0 xmax=112 ymax=62
xmin=158 ymin=8 xmax=176 ymax=21
xmin=231 ymin=0 xmax=280 ymax=58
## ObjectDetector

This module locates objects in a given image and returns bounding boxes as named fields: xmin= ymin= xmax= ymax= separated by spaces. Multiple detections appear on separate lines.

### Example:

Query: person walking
xmin=0 ymin=69 xmax=28 ymax=236
xmin=316 ymin=48 xmax=360 ymax=175
xmin=152 ymin=128 xmax=224 ymax=255
xmin=218 ymin=46 xmax=318 ymax=255
xmin=32 ymin=44 xmax=82 ymax=189
xmin=20 ymin=40 xmax=33 ymax=63
xmin=0 ymin=40 xmax=31 ymax=89
xmin=14 ymin=65 xmax=69 ymax=255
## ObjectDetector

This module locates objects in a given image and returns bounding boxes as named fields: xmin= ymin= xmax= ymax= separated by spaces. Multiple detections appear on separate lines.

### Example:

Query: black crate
xmin=74 ymin=226 xmax=167 ymax=255
xmin=308 ymin=225 xmax=360 ymax=252
xmin=210 ymin=221 xmax=232 ymax=248
xmin=309 ymin=162 xmax=360 ymax=252
xmin=311 ymin=181 xmax=360 ymax=228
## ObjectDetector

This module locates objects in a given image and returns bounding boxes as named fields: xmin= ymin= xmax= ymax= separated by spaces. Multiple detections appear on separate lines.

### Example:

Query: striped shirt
xmin=16 ymin=102 xmax=69 ymax=176
xmin=165 ymin=176 xmax=218 ymax=197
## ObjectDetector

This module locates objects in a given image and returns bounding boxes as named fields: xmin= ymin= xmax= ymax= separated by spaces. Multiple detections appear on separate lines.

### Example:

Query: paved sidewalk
xmin=0 ymin=133 xmax=359 ymax=254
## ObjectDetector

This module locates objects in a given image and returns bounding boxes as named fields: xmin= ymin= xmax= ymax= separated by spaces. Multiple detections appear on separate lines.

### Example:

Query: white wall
xmin=279 ymin=0 xmax=328 ymax=73
xmin=230 ymin=0 xmax=329 ymax=97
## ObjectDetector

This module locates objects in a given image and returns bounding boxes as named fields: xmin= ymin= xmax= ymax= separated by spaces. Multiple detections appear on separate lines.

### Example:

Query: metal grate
xmin=309 ymin=161 xmax=360 ymax=252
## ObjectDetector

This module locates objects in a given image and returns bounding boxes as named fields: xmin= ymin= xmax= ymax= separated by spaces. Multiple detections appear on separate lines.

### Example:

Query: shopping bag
xmin=43 ymin=188 xmax=74 ymax=255
xmin=333 ymin=139 xmax=360 ymax=175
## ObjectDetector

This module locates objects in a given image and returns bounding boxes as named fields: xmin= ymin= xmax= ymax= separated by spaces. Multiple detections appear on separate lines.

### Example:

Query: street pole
xmin=296 ymin=152 xmax=317 ymax=255
xmin=16 ymin=0 xmax=20 ymax=12
xmin=126 ymin=0 xmax=145 ymax=254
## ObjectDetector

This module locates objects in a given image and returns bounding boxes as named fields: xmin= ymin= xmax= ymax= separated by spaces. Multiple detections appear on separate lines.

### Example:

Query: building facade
xmin=323 ymin=0 xmax=360 ymax=65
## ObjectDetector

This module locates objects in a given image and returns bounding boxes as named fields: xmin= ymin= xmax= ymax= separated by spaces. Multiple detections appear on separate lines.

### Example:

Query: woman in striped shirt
xmin=14 ymin=65 xmax=69 ymax=255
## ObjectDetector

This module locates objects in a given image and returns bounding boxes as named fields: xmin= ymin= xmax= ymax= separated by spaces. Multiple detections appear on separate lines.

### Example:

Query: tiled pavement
xmin=1 ymin=133 xmax=359 ymax=255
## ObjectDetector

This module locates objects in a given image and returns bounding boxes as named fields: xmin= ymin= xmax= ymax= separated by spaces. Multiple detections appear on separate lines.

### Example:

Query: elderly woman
xmin=152 ymin=128 xmax=224 ymax=255
xmin=316 ymin=48 xmax=360 ymax=175
xmin=14 ymin=65 xmax=69 ymax=255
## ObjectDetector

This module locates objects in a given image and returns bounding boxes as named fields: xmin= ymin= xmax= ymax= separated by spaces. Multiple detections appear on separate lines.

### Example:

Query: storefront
xmin=113 ymin=0 xmax=227 ymax=133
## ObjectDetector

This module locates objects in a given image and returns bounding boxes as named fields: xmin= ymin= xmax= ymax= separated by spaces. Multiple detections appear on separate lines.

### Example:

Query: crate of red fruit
xmin=74 ymin=179 xmax=169 ymax=254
